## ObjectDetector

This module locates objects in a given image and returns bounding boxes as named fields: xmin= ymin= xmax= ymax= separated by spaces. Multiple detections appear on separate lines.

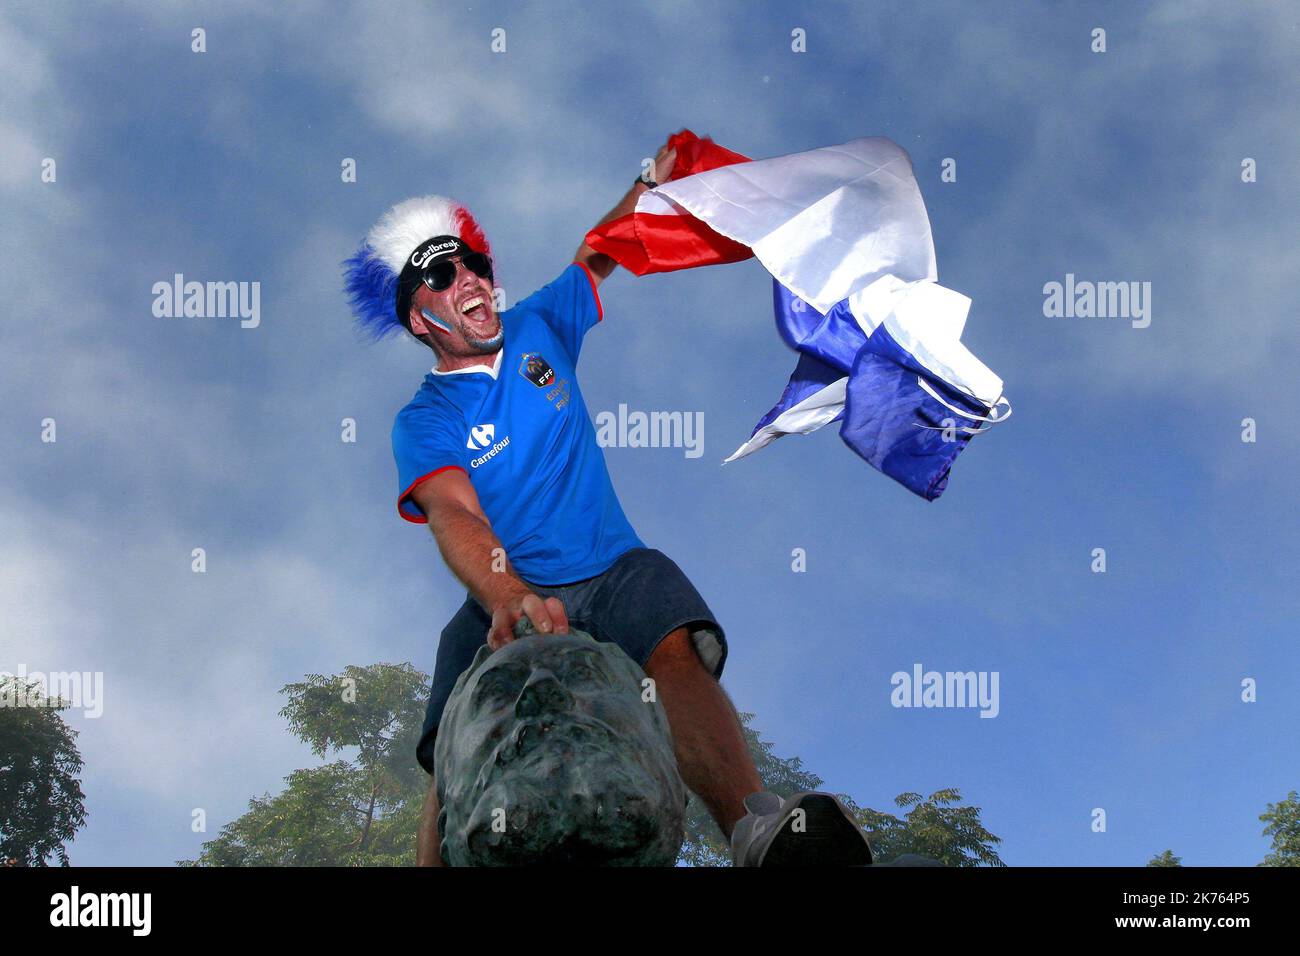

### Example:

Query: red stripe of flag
xmin=586 ymin=129 xmax=754 ymax=276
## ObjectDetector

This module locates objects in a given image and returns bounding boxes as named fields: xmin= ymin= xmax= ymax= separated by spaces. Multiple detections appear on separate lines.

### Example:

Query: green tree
xmin=842 ymin=789 xmax=1005 ymax=867
xmin=182 ymin=663 xmax=428 ymax=866
xmin=188 ymin=673 xmax=1003 ymax=867
xmin=1147 ymin=849 xmax=1182 ymax=867
xmin=680 ymin=713 xmax=1003 ymax=867
xmin=0 ymin=676 xmax=87 ymax=866
xmin=1259 ymin=790 xmax=1300 ymax=867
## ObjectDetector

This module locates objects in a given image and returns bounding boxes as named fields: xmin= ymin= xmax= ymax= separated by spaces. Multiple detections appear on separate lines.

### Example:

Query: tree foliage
xmin=681 ymin=713 xmax=1004 ymax=867
xmin=1259 ymin=790 xmax=1300 ymax=867
xmin=1147 ymin=849 xmax=1182 ymax=867
xmin=182 ymin=663 xmax=428 ymax=866
xmin=0 ymin=677 xmax=87 ymax=866
xmin=841 ymin=789 xmax=1005 ymax=867
xmin=187 ymin=673 xmax=1003 ymax=867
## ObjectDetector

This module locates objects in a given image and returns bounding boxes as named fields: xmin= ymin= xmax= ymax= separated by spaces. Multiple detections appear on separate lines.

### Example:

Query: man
xmin=343 ymin=139 xmax=873 ymax=866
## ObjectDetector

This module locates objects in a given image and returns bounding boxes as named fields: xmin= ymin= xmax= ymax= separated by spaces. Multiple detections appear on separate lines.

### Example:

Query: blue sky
xmin=2 ymin=0 xmax=1296 ymax=866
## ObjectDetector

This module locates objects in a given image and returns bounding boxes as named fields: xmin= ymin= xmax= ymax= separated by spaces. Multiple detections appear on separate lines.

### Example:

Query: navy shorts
xmin=416 ymin=547 xmax=726 ymax=774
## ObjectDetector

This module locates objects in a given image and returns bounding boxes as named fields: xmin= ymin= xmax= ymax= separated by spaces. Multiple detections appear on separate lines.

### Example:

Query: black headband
xmin=395 ymin=235 xmax=480 ymax=324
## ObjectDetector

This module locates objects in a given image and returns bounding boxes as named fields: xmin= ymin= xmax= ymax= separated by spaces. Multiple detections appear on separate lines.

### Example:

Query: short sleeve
xmin=392 ymin=405 xmax=466 ymax=523
xmin=517 ymin=262 xmax=603 ymax=362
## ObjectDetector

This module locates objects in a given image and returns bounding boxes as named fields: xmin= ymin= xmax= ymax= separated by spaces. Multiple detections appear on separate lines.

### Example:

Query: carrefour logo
xmin=466 ymin=423 xmax=510 ymax=468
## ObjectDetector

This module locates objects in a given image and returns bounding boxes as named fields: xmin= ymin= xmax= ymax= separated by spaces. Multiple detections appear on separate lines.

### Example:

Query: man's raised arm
xmin=409 ymin=469 xmax=568 ymax=648
xmin=573 ymin=140 xmax=678 ymax=287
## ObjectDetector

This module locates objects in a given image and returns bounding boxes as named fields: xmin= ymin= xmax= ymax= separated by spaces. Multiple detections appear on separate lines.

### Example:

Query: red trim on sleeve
xmin=397 ymin=465 xmax=467 ymax=523
xmin=575 ymin=260 xmax=603 ymax=322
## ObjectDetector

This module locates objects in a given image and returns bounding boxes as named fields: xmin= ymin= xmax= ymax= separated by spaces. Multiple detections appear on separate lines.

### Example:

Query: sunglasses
xmin=420 ymin=252 xmax=493 ymax=293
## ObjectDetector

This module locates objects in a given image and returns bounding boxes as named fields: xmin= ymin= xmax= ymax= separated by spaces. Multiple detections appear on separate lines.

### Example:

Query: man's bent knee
xmin=646 ymin=627 xmax=706 ymax=675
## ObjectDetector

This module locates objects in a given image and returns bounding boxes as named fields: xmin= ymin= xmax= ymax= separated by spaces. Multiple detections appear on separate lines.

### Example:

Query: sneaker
xmin=731 ymin=791 xmax=873 ymax=867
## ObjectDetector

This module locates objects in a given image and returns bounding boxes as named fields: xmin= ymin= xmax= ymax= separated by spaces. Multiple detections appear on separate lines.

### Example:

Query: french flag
xmin=587 ymin=131 xmax=1009 ymax=500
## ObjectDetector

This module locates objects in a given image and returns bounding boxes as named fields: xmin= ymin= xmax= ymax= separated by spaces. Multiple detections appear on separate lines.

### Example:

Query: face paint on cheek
xmin=420 ymin=308 xmax=455 ymax=335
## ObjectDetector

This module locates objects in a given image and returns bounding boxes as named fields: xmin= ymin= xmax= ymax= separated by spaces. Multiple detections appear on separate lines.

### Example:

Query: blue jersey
xmin=391 ymin=262 xmax=644 ymax=585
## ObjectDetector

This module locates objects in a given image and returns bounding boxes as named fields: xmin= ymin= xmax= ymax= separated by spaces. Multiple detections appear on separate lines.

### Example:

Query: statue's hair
xmin=341 ymin=195 xmax=492 ymax=341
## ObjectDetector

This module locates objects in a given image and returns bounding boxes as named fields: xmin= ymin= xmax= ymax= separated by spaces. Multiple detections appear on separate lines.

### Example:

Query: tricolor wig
xmin=342 ymin=195 xmax=493 ymax=341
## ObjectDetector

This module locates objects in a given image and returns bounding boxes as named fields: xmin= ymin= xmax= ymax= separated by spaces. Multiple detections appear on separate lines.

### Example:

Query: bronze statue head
xmin=434 ymin=628 xmax=686 ymax=866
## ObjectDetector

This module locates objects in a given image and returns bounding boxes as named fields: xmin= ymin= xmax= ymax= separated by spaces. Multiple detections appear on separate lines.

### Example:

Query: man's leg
xmin=417 ymin=777 xmax=445 ymax=867
xmin=415 ymin=595 xmax=493 ymax=866
xmin=644 ymin=627 xmax=762 ymax=838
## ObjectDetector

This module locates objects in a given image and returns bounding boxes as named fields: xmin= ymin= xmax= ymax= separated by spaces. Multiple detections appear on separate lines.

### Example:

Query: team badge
xmin=518 ymin=352 xmax=555 ymax=388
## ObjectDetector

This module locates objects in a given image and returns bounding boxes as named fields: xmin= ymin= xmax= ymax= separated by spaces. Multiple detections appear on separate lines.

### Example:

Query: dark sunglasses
xmin=420 ymin=252 xmax=493 ymax=292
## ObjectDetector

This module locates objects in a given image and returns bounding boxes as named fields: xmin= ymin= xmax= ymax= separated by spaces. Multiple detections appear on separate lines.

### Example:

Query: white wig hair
xmin=342 ymin=194 xmax=493 ymax=341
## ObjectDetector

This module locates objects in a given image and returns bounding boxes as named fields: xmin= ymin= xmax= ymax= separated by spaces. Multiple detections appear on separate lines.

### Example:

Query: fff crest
xmin=518 ymin=352 xmax=555 ymax=388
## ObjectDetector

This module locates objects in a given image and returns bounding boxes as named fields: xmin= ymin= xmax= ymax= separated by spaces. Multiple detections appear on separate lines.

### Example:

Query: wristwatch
xmin=636 ymin=169 xmax=658 ymax=189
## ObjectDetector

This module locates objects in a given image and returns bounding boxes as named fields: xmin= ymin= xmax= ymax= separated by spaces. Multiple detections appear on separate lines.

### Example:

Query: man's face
xmin=409 ymin=255 xmax=501 ymax=357
xmin=434 ymin=632 xmax=686 ymax=866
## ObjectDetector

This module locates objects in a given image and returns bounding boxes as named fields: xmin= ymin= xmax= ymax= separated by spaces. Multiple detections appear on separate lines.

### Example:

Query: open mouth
xmin=460 ymin=295 xmax=489 ymax=320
